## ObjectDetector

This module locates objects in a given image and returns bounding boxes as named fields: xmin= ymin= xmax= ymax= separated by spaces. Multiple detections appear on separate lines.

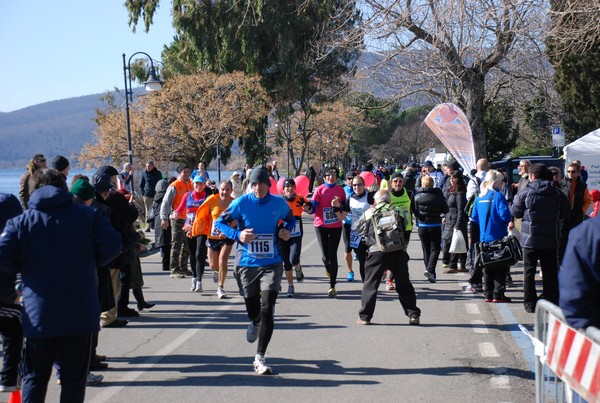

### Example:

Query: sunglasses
xmin=567 ymin=170 xmax=577 ymax=173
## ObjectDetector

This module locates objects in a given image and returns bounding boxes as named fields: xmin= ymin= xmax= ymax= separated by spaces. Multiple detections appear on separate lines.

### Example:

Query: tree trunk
xmin=460 ymin=69 xmax=486 ymax=158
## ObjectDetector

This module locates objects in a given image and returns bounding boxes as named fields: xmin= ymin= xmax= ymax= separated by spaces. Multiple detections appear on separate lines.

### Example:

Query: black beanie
xmin=51 ymin=155 xmax=69 ymax=172
xmin=248 ymin=165 xmax=271 ymax=187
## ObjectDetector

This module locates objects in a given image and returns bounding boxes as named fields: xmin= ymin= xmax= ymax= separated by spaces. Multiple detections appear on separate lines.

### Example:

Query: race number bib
xmin=349 ymin=231 xmax=362 ymax=249
xmin=289 ymin=220 xmax=301 ymax=237
xmin=210 ymin=220 xmax=222 ymax=237
xmin=351 ymin=208 xmax=364 ymax=224
xmin=323 ymin=207 xmax=338 ymax=225
xmin=247 ymin=234 xmax=274 ymax=259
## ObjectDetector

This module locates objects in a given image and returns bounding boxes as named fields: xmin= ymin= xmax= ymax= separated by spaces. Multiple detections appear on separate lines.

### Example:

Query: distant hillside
xmin=0 ymin=94 xmax=109 ymax=168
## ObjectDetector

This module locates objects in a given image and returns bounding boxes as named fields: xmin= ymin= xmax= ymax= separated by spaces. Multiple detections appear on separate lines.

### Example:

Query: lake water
xmin=0 ymin=169 xmax=234 ymax=197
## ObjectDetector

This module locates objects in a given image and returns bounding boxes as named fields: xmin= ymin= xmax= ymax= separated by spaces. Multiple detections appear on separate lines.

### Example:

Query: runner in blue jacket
xmin=215 ymin=166 xmax=295 ymax=375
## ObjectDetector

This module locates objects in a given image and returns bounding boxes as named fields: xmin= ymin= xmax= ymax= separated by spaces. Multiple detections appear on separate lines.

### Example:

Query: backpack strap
xmin=483 ymin=191 xmax=495 ymax=236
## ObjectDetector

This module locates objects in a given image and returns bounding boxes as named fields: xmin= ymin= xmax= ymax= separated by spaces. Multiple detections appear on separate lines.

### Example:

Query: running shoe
xmin=484 ymin=298 xmax=493 ymax=303
xmin=213 ymin=270 xmax=218 ymax=283
xmin=356 ymin=318 xmax=371 ymax=325
xmin=86 ymin=373 xmax=103 ymax=386
xmin=246 ymin=321 xmax=259 ymax=343
xmin=386 ymin=280 xmax=395 ymax=291
xmin=409 ymin=315 xmax=420 ymax=325
xmin=353 ymin=252 xmax=358 ymax=261
xmin=286 ymin=285 xmax=295 ymax=298
xmin=328 ymin=287 xmax=337 ymax=297
xmin=442 ymin=263 xmax=450 ymax=269
xmin=253 ymin=355 xmax=273 ymax=375
xmin=191 ymin=277 xmax=197 ymax=292
xmin=347 ymin=271 xmax=355 ymax=282
xmin=424 ymin=272 xmax=436 ymax=283
xmin=217 ymin=287 xmax=226 ymax=299
xmin=195 ymin=281 xmax=203 ymax=293
xmin=295 ymin=266 xmax=304 ymax=283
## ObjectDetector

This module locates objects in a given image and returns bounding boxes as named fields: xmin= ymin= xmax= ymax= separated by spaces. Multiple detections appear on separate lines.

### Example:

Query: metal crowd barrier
xmin=532 ymin=299 xmax=600 ymax=403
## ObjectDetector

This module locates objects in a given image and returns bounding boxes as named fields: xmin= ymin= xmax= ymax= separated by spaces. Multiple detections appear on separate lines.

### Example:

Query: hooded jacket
xmin=559 ymin=216 xmax=600 ymax=328
xmin=0 ymin=185 xmax=121 ymax=338
xmin=511 ymin=180 xmax=569 ymax=249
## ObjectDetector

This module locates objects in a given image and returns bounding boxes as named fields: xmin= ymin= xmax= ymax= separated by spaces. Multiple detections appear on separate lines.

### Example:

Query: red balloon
xmin=276 ymin=177 xmax=287 ymax=195
xmin=360 ymin=171 xmax=375 ymax=187
xmin=294 ymin=175 xmax=310 ymax=197
xmin=269 ymin=177 xmax=278 ymax=194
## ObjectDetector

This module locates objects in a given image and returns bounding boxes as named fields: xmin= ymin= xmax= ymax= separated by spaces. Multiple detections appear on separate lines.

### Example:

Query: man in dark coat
xmin=139 ymin=161 xmax=163 ymax=230
xmin=0 ymin=169 xmax=121 ymax=403
xmin=559 ymin=216 xmax=600 ymax=329
xmin=511 ymin=163 xmax=569 ymax=313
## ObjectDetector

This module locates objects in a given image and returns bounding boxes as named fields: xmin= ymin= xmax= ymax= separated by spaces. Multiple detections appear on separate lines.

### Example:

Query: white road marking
xmin=466 ymin=303 xmax=480 ymax=314
xmin=490 ymin=375 xmax=511 ymax=389
xmin=88 ymin=299 xmax=241 ymax=403
xmin=479 ymin=342 xmax=500 ymax=357
xmin=471 ymin=319 xmax=489 ymax=334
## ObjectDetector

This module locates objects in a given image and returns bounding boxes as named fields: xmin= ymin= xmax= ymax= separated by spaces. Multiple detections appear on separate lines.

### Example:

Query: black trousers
xmin=0 ymin=304 xmax=22 ymax=387
xmin=359 ymin=250 xmax=420 ymax=321
xmin=315 ymin=226 xmax=343 ymax=287
xmin=523 ymin=247 xmax=559 ymax=305
xmin=417 ymin=226 xmax=441 ymax=276
xmin=22 ymin=334 xmax=92 ymax=403
xmin=468 ymin=222 xmax=483 ymax=284
xmin=186 ymin=234 xmax=208 ymax=279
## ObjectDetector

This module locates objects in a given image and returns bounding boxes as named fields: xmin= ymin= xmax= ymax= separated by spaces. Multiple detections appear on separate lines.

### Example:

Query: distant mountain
xmin=0 ymin=52 xmax=413 ymax=169
xmin=0 ymin=93 xmax=110 ymax=168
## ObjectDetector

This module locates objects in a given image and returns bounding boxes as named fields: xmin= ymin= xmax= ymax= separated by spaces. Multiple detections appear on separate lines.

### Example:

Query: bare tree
xmin=352 ymin=0 xmax=550 ymax=157
xmin=547 ymin=0 xmax=600 ymax=58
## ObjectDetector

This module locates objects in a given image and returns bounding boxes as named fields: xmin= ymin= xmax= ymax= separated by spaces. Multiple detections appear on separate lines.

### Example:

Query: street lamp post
xmin=122 ymin=52 xmax=162 ymax=194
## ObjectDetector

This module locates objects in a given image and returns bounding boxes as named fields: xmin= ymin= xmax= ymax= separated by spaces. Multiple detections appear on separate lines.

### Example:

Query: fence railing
xmin=530 ymin=299 xmax=600 ymax=403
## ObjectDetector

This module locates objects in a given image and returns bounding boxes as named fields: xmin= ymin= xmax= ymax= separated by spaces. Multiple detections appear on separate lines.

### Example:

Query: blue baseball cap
xmin=193 ymin=175 xmax=206 ymax=183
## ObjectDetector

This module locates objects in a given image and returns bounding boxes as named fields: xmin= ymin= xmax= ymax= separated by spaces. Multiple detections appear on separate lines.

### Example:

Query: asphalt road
xmin=37 ymin=215 xmax=537 ymax=403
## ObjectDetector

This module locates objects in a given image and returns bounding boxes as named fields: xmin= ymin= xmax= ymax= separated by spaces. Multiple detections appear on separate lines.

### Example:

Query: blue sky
xmin=0 ymin=1 xmax=176 ymax=112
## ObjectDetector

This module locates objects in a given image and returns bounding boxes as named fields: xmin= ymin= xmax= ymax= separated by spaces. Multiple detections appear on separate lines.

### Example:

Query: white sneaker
xmin=191 ymin=277 xmax=197 ymax=292
xmin=253 ymin=355 xmax=273 ymax=375
xmin=286 ymin=285 xmax=295 ymax=298
xmin=86 ymin=373 xmax=103 ymax=386
xmin=213 ymin=271 xmax=219 ymax=283
xmin=217 ymin=287 xmax=226 ymax=299
xmin=246 ymin=321 xmax=259 ymax=343
xmin=195 ymin=281 xmax=203 ymax=292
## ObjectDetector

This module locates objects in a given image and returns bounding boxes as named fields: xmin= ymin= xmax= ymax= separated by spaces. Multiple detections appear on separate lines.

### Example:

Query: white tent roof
xmin=563 ymin=128 xmax=600 ymax=155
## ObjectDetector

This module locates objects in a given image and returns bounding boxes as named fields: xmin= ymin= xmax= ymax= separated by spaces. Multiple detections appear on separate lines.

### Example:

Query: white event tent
xmin=563 ymin=128 xmax=600 ymax=193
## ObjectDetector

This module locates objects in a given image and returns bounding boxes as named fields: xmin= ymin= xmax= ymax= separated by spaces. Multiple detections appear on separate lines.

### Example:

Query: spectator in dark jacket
xmin=413 ymin=175 xmax=448 ymax=283
xmin=559 ymin=216 xmax=600 ymax=329
xmin=152 ymin=178 xmax=176 ymax=272
xmin=0 ymin=193 xmax=23 ymax=393
xmin=19 ymin=153 xmax=47 ymax=209
xmin=441 ymin=172 xmax=468 ymax=273
xmin=139 ymin=161 xmax=162 ymax=230
xmin=511 ymin=163 xmax=569 ymax=313
xmin=93 ymin=170 xmax=139 ymax=327
xmin=0 ymin=168 xmax=121 ymax=403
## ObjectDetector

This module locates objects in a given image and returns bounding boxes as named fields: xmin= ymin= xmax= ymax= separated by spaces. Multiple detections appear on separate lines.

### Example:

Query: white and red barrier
xmin=545 ymin=313 xmax=600 ymax=402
